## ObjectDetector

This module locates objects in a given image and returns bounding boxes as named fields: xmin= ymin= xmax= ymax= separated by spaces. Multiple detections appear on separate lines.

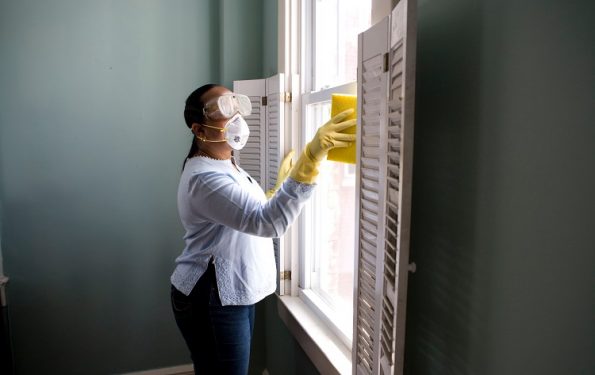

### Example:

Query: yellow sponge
xmin=327 ymin=94 xmax=357 ymax=164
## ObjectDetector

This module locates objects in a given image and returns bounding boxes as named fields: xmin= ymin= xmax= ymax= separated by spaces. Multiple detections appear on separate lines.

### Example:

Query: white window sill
xmin=276 ymin=294 xmax=352 ymax=375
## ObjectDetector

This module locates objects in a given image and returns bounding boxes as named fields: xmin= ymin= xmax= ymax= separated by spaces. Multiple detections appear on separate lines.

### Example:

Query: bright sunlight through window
xmin=300 ymin=0 xmax=371 ymax=347
xmin=313 ymin=0 xmax=372 ymax=91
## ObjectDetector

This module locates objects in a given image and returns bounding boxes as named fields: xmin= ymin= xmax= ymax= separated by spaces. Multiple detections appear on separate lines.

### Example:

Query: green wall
xmin=262 ymin=0 xmax=279 ymax=78
xmin=0 ymin=0 xmax=268 ymax=373
xmin=406 ymin=0 xmax=594 ymax=374
xmin=263 ymin=296 xmax=319 ymax=375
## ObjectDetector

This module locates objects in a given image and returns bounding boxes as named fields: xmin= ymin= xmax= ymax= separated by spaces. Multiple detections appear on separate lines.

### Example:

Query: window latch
xmin=283 ymin=91 xmax=292 ymax=103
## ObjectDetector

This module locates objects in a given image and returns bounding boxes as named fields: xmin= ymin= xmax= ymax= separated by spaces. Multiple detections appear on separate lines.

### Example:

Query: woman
xmin=170 ymin=84 xmax=355 ymax=374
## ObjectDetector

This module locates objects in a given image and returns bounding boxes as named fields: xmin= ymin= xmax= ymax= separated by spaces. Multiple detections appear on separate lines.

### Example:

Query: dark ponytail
xmin=182 ymin=83 xmax=221 ymax=170
xmin=184 ymin=137 xmax=199 ymax=167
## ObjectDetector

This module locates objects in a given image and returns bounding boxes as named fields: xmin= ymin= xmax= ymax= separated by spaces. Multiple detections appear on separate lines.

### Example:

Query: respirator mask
xmin=200 ymin=114 xmax=250 ymax=150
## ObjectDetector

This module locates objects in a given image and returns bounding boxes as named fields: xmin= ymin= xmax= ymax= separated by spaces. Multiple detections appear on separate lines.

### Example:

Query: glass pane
xmin=314 ymin=0 xmax=372 ymax=91
xmin=305 ymin=101 xmax=356 ymax=334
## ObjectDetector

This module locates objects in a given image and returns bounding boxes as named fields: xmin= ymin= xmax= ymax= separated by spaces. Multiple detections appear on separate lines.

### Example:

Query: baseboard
xmin=123 ymin=363 xmax=268 ymax=375
xmin=121 ymin=364 xmax=194 ymax=375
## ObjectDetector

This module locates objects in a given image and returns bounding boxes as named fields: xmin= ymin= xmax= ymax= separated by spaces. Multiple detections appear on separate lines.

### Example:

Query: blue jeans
xmin=171 ymin=263 xmax=255 ymax=375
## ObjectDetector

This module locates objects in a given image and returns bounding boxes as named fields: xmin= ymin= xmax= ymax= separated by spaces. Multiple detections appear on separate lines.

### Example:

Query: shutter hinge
xmin=280 ymin=271 xmax=291 ymax=280
xmin=262 ymin=96 xmax=268 ymax=106
xmin=383 ymin=52 xmax=389 ymax=72
xmin=283 ymin=91 xmax=292 ymax=103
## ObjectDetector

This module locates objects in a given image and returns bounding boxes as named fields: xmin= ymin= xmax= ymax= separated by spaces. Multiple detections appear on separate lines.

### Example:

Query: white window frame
xmin=296 ymin=0 xmax=377 ymax=350
xmin=298 ymin=81 xmax=358 ymax=348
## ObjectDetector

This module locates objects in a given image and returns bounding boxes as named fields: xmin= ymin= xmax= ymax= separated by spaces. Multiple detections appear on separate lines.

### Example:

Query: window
xmin=311 ymin=0 xmax=372 ymax=91
xmin=298 ymin=0 xmax=372 ymax=347
xmin=236 ymin=1 xmax=418 ymax=373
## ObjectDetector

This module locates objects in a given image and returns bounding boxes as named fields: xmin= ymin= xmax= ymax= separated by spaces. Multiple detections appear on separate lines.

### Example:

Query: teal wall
xmin=219 ymin=0 xmax=263 ymax=88
xmin=263 ymin=296 xmax=319 ymax=375
xmin=406 ymin=0 xmax=594 ymax=374
xmin=0 ymin=0 xmax=268 ymax=373
xmin=262 ymin=0 xmax=279 ymax=78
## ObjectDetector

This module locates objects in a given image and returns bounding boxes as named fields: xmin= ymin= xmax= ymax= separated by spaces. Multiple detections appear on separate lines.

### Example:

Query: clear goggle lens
xmin=204 ymin=94 xmax=252 ymax=120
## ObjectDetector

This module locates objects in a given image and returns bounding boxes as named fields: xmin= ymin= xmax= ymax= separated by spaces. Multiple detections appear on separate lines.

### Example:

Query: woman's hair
xmin=182 ymin=83 xmax=221 ymax=169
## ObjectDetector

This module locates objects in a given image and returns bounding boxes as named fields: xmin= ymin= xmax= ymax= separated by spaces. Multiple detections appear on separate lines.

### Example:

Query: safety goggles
xmin=203 ymin=93 xmax=252 ymax=120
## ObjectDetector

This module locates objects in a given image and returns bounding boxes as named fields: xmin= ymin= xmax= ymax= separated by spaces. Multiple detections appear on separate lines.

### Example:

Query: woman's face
xmin=198 ymin=86 xmax=232 ymax=142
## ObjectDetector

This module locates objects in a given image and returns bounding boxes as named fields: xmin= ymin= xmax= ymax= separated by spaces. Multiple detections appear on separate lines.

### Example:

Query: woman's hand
xmin=265 ymin=149 xmax=295 ymax=198
xmin=290 ymin=109 xmax=356 ymax=184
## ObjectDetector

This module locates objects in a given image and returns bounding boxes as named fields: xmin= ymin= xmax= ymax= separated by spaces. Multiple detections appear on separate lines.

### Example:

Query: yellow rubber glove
xmin=265 ymin=149 xmax=295 ymax=198
xmin=290 ymin=109 xmax=356 ymax=184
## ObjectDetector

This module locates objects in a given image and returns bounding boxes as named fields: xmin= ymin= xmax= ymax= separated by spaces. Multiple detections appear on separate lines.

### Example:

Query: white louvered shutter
xmin=265 ymin=74 xmax=285 ymax=194
xmin=353 ymin=16 xmax=390 ymax=375
xmin=385 ymin=1 xmax=417 ymax=372
xmin=265 ymin=74 xmax=288 ymax=295
xmin=353 ymin=1 xmax=417 ymax=374
xmin=233 ymin=79 xmax=267 ymax=188
xmin=234 ymin=75 xmax=288 ymax=295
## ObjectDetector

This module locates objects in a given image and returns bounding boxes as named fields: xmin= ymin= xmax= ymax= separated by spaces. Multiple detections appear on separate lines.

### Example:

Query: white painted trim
xmin=279 ymin=0 xmax=301 ymax=297
xmin=121 ymin=364 xmax=193 ymax=375
xmin=300 ymin=289 xmax=353 ymax=348
xmin=277 ymin=295 xmax=351 ymax=375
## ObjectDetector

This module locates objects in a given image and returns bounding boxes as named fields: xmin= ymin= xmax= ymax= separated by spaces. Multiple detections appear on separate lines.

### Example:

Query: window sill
xmin=276 ymin=294 xmax=351 ymax=375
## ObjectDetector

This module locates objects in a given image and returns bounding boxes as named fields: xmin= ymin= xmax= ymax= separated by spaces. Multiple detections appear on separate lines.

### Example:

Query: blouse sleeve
xmin=187 ymin=171 xmax=315 ymax=238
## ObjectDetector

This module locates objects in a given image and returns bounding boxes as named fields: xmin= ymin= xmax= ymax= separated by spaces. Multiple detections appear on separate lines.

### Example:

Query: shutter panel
xmin=386 ymin=1 xmax=417 ymax=373
xmin=234 ymin=75 xmax=289 ymax=296
xmin=265 ymin=74 xmax=285 ymax=193
xmin=353 ymin=1 xmax=417 ymax=374
xmin=353 ymin=16 xmax=390 ymax=375
xmin=265 ymin=74 xmax=288 ymax=295
xmin=233 ymin=79 xmax=267 ymax=188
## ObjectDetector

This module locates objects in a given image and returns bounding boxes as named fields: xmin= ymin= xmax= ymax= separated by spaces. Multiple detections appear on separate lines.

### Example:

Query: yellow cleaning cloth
xmin=327 ymin=94 xmax=357 ymax=164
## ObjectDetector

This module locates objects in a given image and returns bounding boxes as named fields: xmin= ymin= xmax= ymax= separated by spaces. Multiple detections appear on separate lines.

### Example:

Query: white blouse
xmin=171 ymin=156 xmax=315 ymax=305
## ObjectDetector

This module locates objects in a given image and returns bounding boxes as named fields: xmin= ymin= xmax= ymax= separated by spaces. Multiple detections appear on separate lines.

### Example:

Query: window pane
xmin=305 ymin=101 xmax=355 ymax=333
xmin=315 ymin=161 xmax=355 ymax=319
xmin=314 ymin=0 xmax=371 ymax=91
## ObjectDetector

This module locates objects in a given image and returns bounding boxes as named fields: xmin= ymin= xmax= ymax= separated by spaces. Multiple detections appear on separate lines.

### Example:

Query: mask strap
xmin=196 ymin=134 xmax=227 ymax=143
xmin=201 ymin=123 xmax=226 ymax=132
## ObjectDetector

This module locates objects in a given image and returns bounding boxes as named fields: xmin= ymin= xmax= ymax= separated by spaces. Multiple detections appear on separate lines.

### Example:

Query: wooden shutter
xmin=265 ymin=74 xmax=285 ymax=194
xmin=233 ymin=79 xmax=267 ymax=188
xmin=234 ymin=75 xmax=288 ymax=295
xmin=385 ymin=1 xmax=417 ymax=372
xmin=353 ymin=1 xmax=417 ymax=374
xmin=353 ymin=15 xmax=390 ymax=375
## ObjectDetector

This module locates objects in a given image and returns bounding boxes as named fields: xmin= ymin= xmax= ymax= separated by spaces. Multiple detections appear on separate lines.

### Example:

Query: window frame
xmin=298 ymin=81 xmax=358 ymax=349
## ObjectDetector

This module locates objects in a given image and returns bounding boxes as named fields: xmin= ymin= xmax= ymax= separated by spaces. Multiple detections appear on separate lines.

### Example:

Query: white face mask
xmin=223 ymin=114 xmax=250 ymax=150
xmin=200 ymin=114 xmax=250 ymax=150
